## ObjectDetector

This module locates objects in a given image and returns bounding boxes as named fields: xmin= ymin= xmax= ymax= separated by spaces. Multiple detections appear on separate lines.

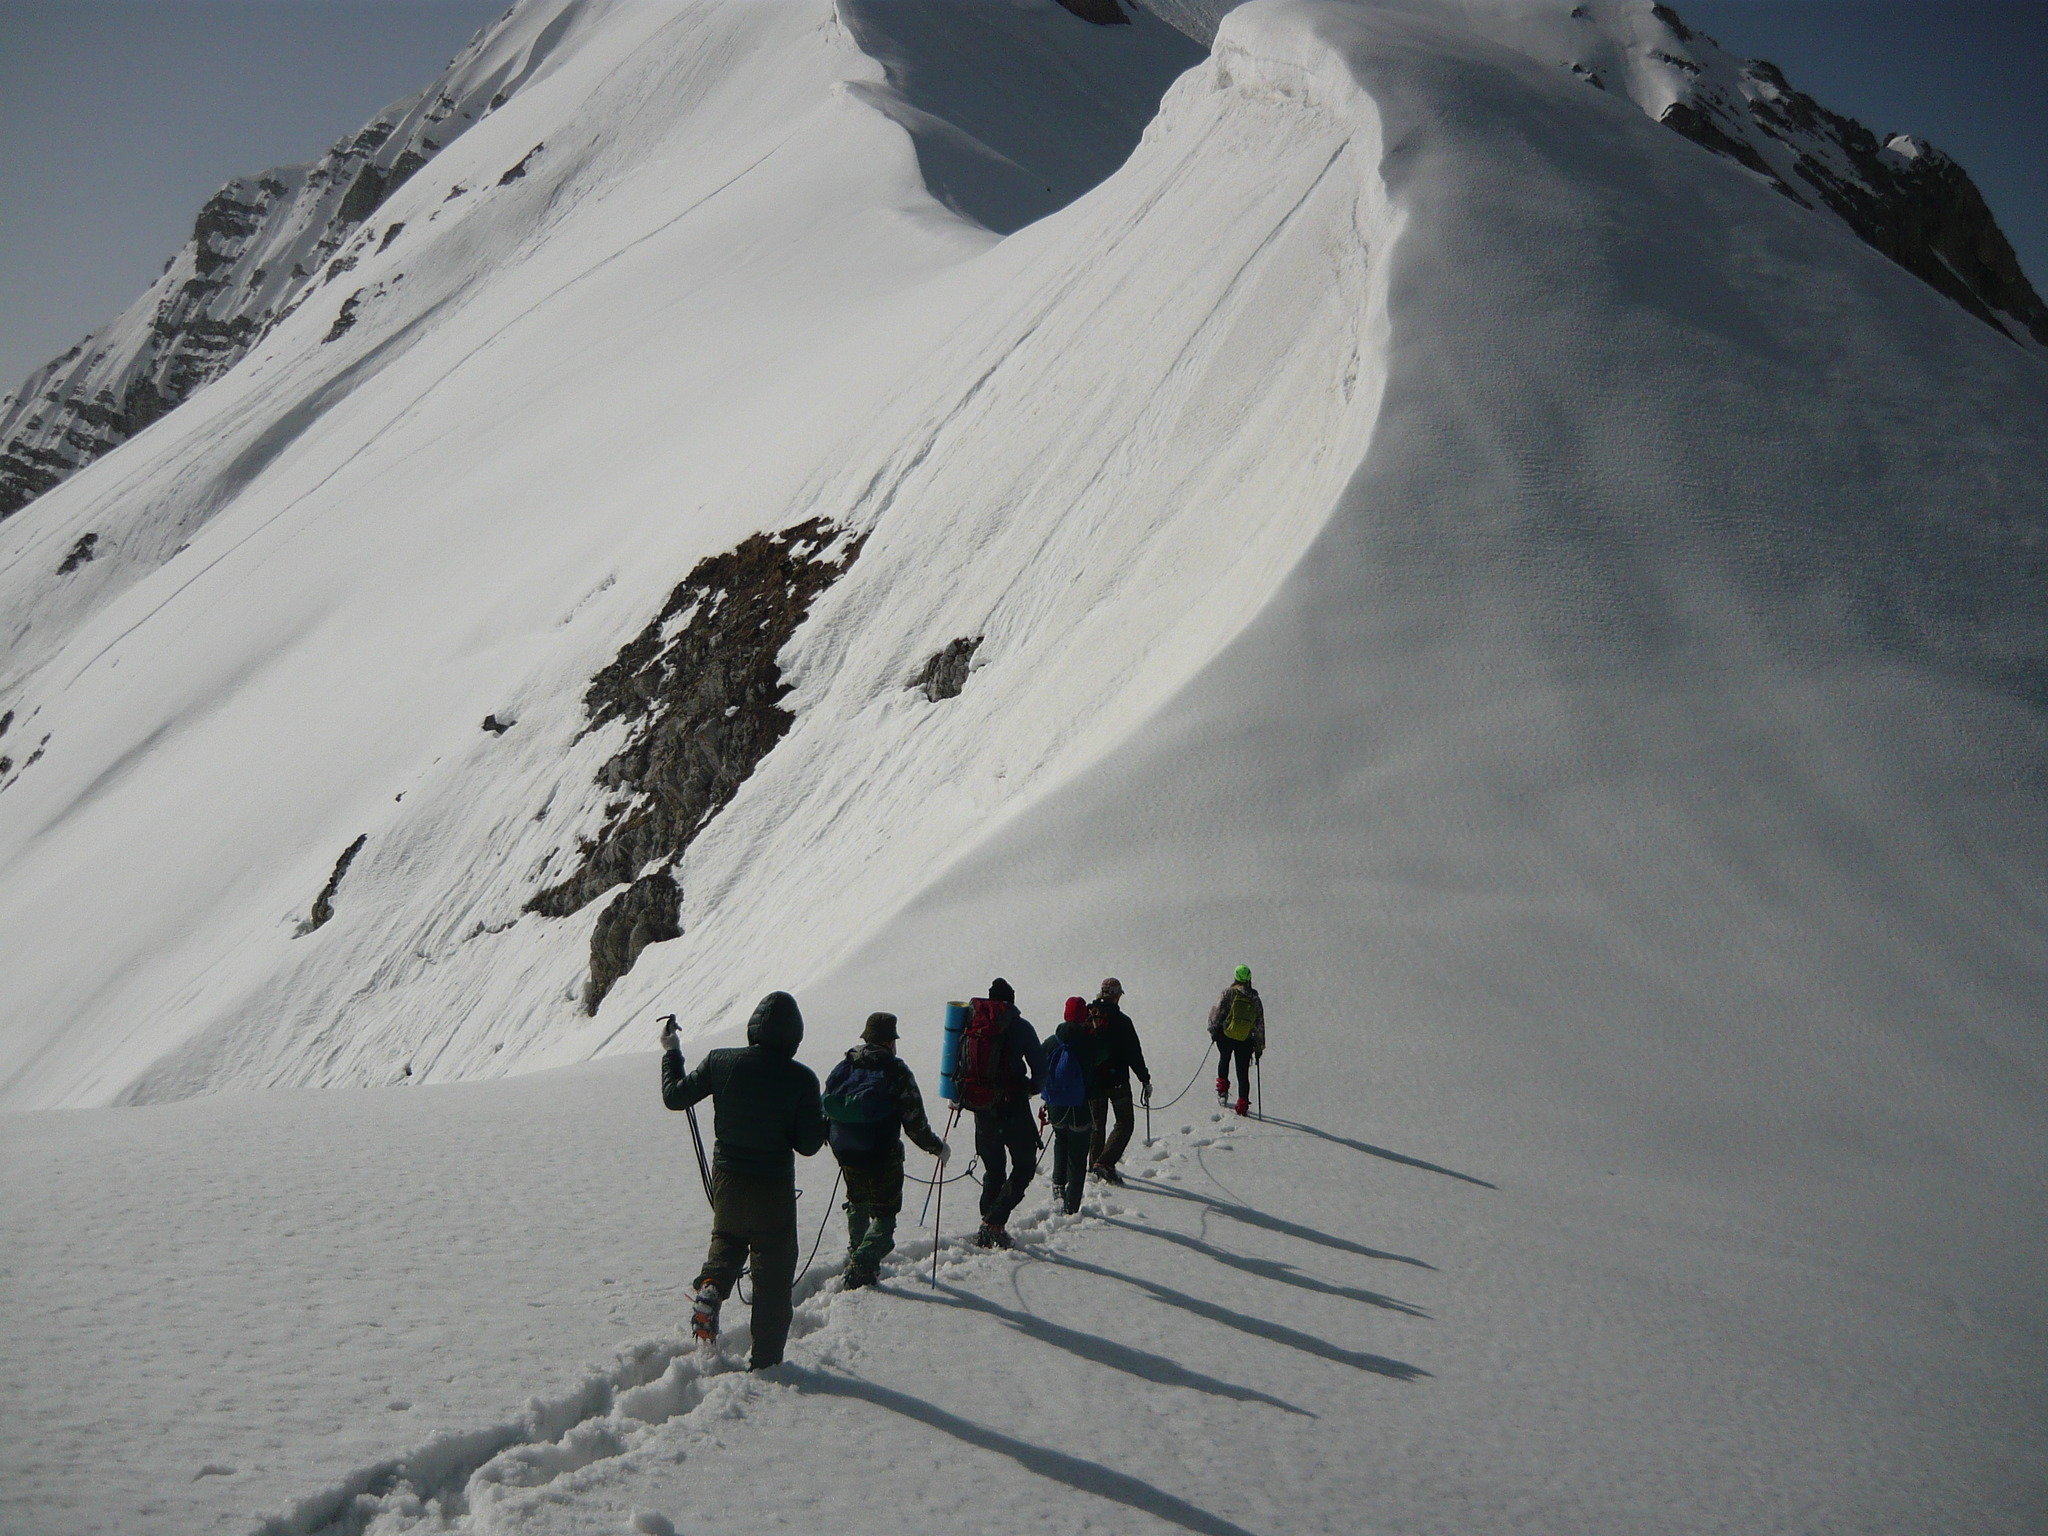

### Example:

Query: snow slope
xmin=2 ymin=0 xmax=2046 ymax=1528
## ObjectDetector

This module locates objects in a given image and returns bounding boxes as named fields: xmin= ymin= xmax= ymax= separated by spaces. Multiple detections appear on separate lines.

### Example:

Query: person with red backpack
xmin=1208 ymin=965 xmax=1266 ymax=1116
xmin=1085 ymin=978 xmax=1151 ymax=1186
xmin=954 ymin=977 xmax=1045 ymax=1249
xmin=822 ymin=1012 xmax=951 ymax=1289
xmin=1041 ymin=997 xmax=1099 ymax=1215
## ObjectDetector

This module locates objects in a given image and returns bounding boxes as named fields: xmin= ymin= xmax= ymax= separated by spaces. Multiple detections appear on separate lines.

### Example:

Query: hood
xmin=746 ymin=991 xmax=805 ymax=1056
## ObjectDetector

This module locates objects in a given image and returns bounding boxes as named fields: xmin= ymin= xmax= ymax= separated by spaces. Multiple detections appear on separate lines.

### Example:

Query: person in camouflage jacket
xmin=822 ymin=1012 xmax=950 ymax=1288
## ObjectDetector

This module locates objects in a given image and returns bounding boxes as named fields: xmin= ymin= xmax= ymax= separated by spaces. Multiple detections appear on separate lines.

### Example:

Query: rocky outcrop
xmin=297 ymin=834 xmax=368 ymax=936
xmin=1638 ymin=5 xmax=2047 ymax=349
xmin=583 ymin=872 xmax=682 ymax=1013
xmin=0 ymin=7 xmax=581 ymax=521
xmin=912 ymin=636 xmax=982 ymax=701
xmin=527 ymin=519 xmax=866 ymax=1010
xmin=55 ymin=533 xmax=98 ymax=574
xmin=1056 ymin=0 xmax=1132 ymax=24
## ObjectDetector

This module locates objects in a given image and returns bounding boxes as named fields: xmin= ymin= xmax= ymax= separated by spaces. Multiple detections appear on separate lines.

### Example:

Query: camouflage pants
xmin=841 ymin=1154 xmax=905 ymax=1275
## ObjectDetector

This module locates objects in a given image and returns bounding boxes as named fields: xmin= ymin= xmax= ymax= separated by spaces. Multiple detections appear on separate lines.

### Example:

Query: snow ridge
xmin=248 ymin=1109 xmax=1357 ymax=1536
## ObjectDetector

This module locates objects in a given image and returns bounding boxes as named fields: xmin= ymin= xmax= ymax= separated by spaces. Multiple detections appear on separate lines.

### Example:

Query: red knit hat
xmin=1064 ymin=996 xmax=1088 ymax=1023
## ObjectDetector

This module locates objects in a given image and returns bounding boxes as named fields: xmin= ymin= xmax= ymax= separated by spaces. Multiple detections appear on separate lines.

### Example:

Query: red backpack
xmin=955 ymin=998 xmax=1013 ymax=1110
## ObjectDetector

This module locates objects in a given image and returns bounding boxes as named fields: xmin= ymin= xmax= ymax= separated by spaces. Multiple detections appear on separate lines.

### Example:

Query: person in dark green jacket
xmin=661 ymin=991 xmax=825 ymax=1369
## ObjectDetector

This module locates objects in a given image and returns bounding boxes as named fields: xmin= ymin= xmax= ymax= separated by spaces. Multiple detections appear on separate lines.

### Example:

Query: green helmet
xmin=1234 ymin=965 xmax=1252 ymax=983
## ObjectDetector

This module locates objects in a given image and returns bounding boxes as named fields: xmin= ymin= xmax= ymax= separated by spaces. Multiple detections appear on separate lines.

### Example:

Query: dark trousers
xmin=1088 ymin=1086 xmax=1135 ymax=1169
xmin=1047 ymin=1103 xmax=1092 ymax=1214
xmin=973 ymin=1103 xmax=1039 ymax=1225
xmin=840 ymin=1154 xmax=904 ymax=1275
xmin=1218 ymin=1038 xmax=1255 ymax=1100
xmin=695 ymin=1167 xmax=799 ymax=1369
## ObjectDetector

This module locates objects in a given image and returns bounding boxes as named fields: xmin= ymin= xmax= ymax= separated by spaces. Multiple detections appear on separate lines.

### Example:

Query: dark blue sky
xmin=1 ymin=1 xmax=2043 ymax=388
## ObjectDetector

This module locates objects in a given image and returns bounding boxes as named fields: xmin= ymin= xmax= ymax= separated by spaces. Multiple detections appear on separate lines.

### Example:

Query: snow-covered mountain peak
xmin=0 ymin=0 xmax=592 ymax=522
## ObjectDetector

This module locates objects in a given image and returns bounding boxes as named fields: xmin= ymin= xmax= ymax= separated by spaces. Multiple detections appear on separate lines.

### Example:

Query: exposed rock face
xmin=527 ymin=519 xmax=866 ymax=1008
xmin=297 ymin=834 xmax=368 ymax=936
xmin=0 ymin=11 xmax=577 ymax=521
xmin=912 ymin=636 xmax=982 ymax=701
xmin=55 ymin=533 xmax=98 ymax=574
xmin=1056 ymin=0 xmax=1132 ymax=23
xmin=583 ymin=872 xmax=682 ymax=1013
xmin=1637 ymin=5 xmax=2048 ymax=349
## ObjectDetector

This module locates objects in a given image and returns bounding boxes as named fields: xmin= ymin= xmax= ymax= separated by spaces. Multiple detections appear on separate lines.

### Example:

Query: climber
xmin=821 ymin=1011 xmax=951 ymax=1288
xmin=661 ymin=994 xmax=826 ymax=1368
xmin=1208 ymin=965 xmax=1265 ymax=1117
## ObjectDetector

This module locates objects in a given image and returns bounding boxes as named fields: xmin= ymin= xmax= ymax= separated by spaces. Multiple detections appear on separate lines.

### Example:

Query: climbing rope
xmin=1148 ymin=1040 xmax=1217 ymax=1110
xmin=792 ymin=1168 xmax=843 ymax=1287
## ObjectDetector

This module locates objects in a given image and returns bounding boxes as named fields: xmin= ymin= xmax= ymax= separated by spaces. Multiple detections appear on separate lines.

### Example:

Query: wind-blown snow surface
xmin=3 ymin=0 xmax=2047 ymax=1530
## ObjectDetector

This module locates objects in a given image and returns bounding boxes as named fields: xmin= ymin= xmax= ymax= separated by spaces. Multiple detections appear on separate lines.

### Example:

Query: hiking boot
xmin=974 ymin=1220 xmax=1012 ymax=1250
xmin=1215 ymin=1075 xmax=1228 ymax=1098
xmin=842 ymin=1262 xmax=878 ymax=1291
xmin=689 ymin=1281 xmax=723 ymax=1342
xmin=1097 ymin=1163 xmax=1125 ymax=1187
xmin=1233 ymin=1096 xmax=1250 ymax=1117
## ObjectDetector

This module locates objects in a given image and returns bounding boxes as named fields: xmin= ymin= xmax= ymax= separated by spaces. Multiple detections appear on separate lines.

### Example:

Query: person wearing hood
xmin=661 ymin=991 xmax=826 ymax=1369
xmin=821 ymin=1011 xmax=951 ymax=1289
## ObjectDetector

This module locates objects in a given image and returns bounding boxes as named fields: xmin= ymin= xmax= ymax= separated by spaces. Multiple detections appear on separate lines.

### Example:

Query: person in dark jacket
xmin=1085 ymin=977 xmax=1151 ymax=1186
xmin=966 ymin=977 xmax=1045 ymax=1249
xmin=1042 ymin=997 xmax=1099 ymax=1215
xmin=823 ymin=1012 xmax=951 ymax=1289
xmin=1208 ymin=965 xmax=1266 ymax=1116
xmin=661 ymin=992 xmax=826 ymax=1369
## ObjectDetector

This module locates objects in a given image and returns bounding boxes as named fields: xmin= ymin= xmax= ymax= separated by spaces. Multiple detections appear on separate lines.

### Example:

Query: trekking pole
xmin=920 ymin=1105 xmax=960 ymax=1226
xmin=931 ymin=1130 xmax=948 ymax=1289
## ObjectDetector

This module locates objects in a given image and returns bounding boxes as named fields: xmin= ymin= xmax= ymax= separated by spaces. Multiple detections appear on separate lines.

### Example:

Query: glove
xmin=658 ymin=1015 xmax=679 ymax=1048
xmin=935 ymin=1140 xmax=952 ymax=1165
xmin=1140 ymin=1081 xmax=1152 ymax=1106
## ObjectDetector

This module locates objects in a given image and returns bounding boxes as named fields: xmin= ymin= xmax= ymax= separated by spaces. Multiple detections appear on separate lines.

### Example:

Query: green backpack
xmin=1224 ymin=990 xmax=1258 ymax=1042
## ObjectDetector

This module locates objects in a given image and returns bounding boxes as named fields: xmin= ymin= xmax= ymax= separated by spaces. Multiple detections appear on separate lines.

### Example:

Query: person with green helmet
xmin=1208 ymin=964 xmax=1265 ymax=1116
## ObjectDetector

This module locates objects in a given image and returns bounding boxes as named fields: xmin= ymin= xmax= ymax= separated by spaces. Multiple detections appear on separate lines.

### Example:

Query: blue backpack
xmin=824 ymin=1057 xmax=896 ymax=1156
xmin=1041 ymin=1036 xmax=1089 ymax=1109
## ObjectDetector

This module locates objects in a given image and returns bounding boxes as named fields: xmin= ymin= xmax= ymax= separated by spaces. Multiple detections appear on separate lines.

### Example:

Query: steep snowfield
xmin=2 ymin=0 xmax=2046 ymax=1531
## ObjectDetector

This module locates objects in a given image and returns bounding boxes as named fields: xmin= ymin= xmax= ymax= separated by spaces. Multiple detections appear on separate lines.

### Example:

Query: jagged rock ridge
xmin=0 ymin=8 xmax=577 ymax=520
xmin=1639 ymin=4 xmax=2048 ymax=348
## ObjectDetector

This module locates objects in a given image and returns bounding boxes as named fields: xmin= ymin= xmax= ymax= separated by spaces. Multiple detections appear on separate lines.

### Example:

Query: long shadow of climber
xmin=1254 ymin=1116 xmax=1496 ymax=1188
xmin=788 ymin=1366 xmax=1264 ymax=1536
xmin=1094 ymin=1216 xmax=1429 ymax=1317
xmin=1135 ymin=1181 xmax=1436 ymax=1268
xmin=1042 ymin=1251 xmax=1429 ymax=1381
xmin=902 ymin=1279 xmax=1314 ymax=1415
